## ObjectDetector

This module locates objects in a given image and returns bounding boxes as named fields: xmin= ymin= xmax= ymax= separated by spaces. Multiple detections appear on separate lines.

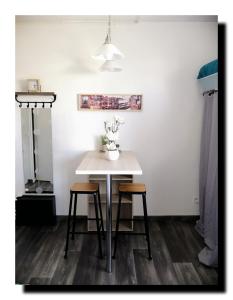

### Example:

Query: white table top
xmin=75 ymin=151 xmax=142 ymax=175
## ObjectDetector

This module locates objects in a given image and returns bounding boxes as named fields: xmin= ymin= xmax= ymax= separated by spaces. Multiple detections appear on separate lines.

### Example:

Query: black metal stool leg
xmin=64 ymin=191 xmax=73 ymax=259
xmin=72 ymin=193 xmax=77 ymax=240
xmin=142 ymin=192 xmax=152 ymax=259
xmin=93 ymin=193 xmax=103 ymax=258
xmin=113 ymin=193 xmax=122 ymax=259
xmin=97 ymin=190 xmax=105 ymax=239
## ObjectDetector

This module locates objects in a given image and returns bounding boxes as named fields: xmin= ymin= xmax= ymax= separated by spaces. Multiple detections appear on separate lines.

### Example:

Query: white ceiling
xmin=15 ymin=15 xmax=217 ymax=23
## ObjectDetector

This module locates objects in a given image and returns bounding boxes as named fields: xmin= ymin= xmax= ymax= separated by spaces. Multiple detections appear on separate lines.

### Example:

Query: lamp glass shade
xmin=93 ymin=43 xmax=124 ymax=61
xmin=100 ymin=60 xmax=122 ymax=72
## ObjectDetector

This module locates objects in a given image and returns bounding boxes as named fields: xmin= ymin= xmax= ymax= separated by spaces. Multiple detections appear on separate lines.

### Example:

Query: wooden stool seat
xmin=70 ymin=182 xmax=99 ymax=193
xmin=119 ymin=183 xmax=146 ymax=193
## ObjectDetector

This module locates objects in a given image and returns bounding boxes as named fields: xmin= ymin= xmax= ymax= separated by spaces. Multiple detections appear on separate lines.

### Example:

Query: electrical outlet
xmin=194 ymin=197 xmax=199 ymax=204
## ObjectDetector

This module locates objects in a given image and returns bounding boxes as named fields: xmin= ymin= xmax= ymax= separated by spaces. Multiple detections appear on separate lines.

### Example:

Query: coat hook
xmin=42 ymin=102 xmax=45 ymax=108
xmin=19 ymin=103 xmax=22 ymax=108
xmin=50 ymin=103 xmax=52 ymax=108
xmin=35 ymin=103 xmax=37 ymax=108
xmin=27 ymin=102 xmax=29 ymax=108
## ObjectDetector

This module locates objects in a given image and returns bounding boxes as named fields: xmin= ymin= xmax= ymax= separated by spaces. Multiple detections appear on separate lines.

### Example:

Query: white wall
xmin=15 ymin=18 xmax=217 ymax=216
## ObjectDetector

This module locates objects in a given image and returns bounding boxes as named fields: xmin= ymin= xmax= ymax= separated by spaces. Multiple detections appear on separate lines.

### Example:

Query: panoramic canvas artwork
xmin=78 ymin=94 xmax=142 ymax=111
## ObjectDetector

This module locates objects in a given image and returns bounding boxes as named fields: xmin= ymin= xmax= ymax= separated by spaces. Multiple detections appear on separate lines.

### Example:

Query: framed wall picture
xmin=78 ymin=94 xmax=142 ymax=111
xmin=27 ymin=79 xmax=41 ymax=92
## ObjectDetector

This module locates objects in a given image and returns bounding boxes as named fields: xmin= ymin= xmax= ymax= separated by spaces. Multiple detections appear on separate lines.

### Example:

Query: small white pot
xmin=106 ymin=149 xmax=119 ymax=161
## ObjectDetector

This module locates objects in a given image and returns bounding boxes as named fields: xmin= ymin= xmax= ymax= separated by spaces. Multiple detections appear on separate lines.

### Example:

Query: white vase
xmin=106 ymin=149 xmax=119 ymax=161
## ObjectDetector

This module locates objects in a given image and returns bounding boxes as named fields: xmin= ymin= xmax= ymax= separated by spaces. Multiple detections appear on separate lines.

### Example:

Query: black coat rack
xmin=15 ymin=92 xmax=56 ymax=108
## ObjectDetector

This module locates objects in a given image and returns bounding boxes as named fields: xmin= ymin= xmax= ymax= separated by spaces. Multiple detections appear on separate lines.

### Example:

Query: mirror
xmin=21 ymin=108 xmax=53 ymax=194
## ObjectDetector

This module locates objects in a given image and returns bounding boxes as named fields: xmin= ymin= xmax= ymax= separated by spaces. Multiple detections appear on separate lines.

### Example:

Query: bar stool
xmin=64 ymin=183 xmax=104 ymax=259
xmin=113 ymin=183 xmax=152 ymax=259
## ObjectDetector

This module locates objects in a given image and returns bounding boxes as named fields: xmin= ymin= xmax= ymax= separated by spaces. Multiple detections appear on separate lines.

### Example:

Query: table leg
xmin=106 ymin=174 xmax=112 ymax=272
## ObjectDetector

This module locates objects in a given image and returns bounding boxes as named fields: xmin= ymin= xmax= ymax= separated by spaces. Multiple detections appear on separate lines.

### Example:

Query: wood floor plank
xmin=50 ymin=251 xmax=81 ymax=285
xmin=16 ymin=227 xmax=50 ymax=284
xmin=174 ymin=222 xmax=218 ymax=285
xmin=29 ymin=277 xmax=51 ymax=285
xmin=192 ymin=261 xmax=218 ymax=285
xmin=173 ymin=263 xmax=202 ymax=285
xmin=16 ymin=226 xmax=41 ymax=249
xmin=175 ymin=222 xmax=203 ymax=259
xmin=16 ymin=218 xmax=218 ymax=286
xmin=129 ymin=221 xmax=148 ymax=250
xmin=158 ymin=221 xmax=191 ymax=263
xmin=133 ymin=249 xmax=161 ymax=285
xmin=72 ymin=234 xmax=103 ymax=285
xmin=28 ymin=222 xmax=66 ymax=281
xmin=149 ymin=222 xmax=179 ymax=285
xmin=94 ymin=255 xmax=117 ymax=285
xmin=114 ymin=235 xmax=137 ymax=285
xmin=64 ymin=220 xmax=86 ymax=252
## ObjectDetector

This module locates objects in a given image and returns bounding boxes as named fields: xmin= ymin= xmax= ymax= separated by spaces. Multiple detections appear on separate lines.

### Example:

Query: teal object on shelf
xmin=197 ymin=60 xmax=218 ymax=79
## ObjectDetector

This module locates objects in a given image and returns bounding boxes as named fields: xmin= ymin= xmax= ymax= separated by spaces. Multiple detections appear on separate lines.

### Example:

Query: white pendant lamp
xmin=93 ymin=16 xmax=124 ymax=61
xmin=100 ymin=60 xmax=122 ymax=72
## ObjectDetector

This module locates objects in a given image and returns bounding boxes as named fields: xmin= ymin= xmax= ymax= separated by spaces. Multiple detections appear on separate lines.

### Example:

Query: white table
xmin=75 ymin=150 xmax=142 ymax=272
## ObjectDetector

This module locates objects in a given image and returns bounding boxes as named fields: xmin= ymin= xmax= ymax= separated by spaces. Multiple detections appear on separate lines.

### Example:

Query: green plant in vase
xmin=101 ymin=134 xmax=108 ymax=152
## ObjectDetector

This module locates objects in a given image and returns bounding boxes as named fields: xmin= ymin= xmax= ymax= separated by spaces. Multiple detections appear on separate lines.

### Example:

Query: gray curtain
xmin=195 ymin=91 xmax=218 ymax=267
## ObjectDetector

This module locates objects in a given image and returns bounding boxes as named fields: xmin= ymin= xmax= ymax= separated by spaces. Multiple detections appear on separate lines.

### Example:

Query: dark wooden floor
xmin=16 ymin=218 xmax=218 ymax=286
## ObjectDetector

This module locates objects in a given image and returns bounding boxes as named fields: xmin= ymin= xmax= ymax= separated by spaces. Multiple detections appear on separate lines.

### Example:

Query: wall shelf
xmin=15 ymin=92 xmax=57 ymax=108
xmin=89 ymin=174 xmax=133 ymax=181
xmin=88 ymin=194 xmax=132 ymax=204
xmin=88 ymin=174 xmax=134 ymax=232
